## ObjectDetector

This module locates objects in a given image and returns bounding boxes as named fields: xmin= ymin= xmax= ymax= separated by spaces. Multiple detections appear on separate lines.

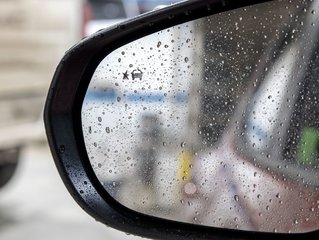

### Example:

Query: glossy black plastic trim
xmin=44 ymin=0 xmax=319 ymax=239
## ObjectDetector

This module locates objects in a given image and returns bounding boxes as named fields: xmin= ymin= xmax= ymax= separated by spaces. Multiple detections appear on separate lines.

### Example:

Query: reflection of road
xmin=0 ymin=144 xmax=143 ymax=240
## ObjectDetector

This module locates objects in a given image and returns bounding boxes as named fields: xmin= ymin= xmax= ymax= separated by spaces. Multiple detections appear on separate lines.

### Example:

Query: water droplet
xmin=181 ymin=142 xmax=186 ymax=148
xmin=157 ymin=41 xmax=161 ymax=48
xmin=234 ymin=195 xmax=239 ymax=201
xmin=59 ymin=145 xmax=65 ymax=154
xmin=184 ymin=57 xmax=189 ymax=63
xmin=106 ymin=127 xmax=110 ymax=133
xmin=98 ymin=117 xmax=102 ymax=122
xmin=311 ymin=10 xmax=316 ymax=14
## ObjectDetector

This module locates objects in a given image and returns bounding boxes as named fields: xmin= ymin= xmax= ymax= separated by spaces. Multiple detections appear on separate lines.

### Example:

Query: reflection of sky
xmin=85 ymin=89 xmax=188 ymax=103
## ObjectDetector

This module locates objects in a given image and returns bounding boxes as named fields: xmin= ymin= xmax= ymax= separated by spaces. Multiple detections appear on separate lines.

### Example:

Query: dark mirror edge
xmin=44 ymin=0 xmax=319 ymax=239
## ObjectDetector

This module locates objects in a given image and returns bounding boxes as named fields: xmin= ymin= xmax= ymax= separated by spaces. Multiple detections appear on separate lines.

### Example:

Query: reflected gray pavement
xmin=0 ymin=144 xmax=143 ymax=240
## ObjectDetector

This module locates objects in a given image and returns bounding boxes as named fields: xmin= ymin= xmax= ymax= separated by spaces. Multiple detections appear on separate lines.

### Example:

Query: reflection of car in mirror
xmin=187 ymin=2 xmax=319 ymax=232
xmin=45 ymin=0 xmax=319 ymax=239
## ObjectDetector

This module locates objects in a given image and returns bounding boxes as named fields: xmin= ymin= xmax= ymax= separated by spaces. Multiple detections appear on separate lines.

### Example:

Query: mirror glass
xmin=82 ymin=0 xmax=319 ymax=233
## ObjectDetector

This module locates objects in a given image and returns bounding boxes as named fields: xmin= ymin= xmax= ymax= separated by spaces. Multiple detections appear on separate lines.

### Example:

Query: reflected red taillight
xmin=82 ymin=1 xmax=92 ymax=37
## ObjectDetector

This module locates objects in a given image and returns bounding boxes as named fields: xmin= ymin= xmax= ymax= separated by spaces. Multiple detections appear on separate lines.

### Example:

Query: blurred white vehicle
xmin=0 ymin=0 xmax=87 ymax=187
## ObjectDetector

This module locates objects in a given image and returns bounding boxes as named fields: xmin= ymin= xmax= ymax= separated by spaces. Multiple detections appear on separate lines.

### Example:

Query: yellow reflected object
xmin=178 ymin=150 xmax=192 ymax=183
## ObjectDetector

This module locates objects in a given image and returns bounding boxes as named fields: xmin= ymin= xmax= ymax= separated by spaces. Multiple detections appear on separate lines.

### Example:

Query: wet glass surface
xmin=82 ymin=0 xmax=319 ymax=233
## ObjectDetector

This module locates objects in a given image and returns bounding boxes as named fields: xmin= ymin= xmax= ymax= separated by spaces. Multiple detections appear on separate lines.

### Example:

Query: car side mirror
xmin=44 ymin=0 xmax=319 ymax=239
